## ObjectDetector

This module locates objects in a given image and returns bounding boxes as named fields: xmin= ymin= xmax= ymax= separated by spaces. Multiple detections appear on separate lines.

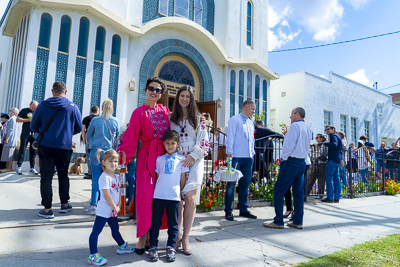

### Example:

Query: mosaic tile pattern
xmin=138 ymin=39 xmax=213 ymax=106
xmin=91 ymin=61 xmax=103 ymax=108
xmin=108 ymin=65 xmax=119 ymax=116
xmin=32 ymin=47 xmax=49 ymax=102
xmin=73 ymin=56 xmax=87 ymax=112
xmin=55 ymin=52 xmax=68 ymax=83
xmin=142 ymin=0 xmax=214 ymax=35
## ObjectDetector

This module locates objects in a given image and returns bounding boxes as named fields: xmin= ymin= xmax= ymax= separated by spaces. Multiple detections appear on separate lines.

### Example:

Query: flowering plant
xmin=197 ymin=178 xmax=225 ymax=211
xmin=385 ymin=179 xmax=400 ymax=195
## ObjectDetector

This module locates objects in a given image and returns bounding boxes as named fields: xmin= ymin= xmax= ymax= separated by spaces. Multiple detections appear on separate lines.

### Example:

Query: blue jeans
xmin=224 ymin=157 xmax=254 ymax=214
xmin=326 ymin=161 xmax=341 ymax=201
xmin=126 ymin=160 xmax=136 ymax=206
xmin=340 ymin=166 xmax=347 ymax=189
xmin=376 ymin=161 xmax=383 ymax=177
xmin=273 ymin=157 xmax=305 ymax=226
xmin=89 ymin=216 xmax=125 ymax=254
xmin=360 ymin=169 xmax=369 ymax=183
xmin=90 ymin=149 xmax=103 ymax=206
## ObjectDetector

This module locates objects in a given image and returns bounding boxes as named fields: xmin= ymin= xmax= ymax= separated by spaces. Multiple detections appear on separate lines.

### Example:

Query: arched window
xmin=159 ymin=0 xmax=169 ymax=16
xmin=255 ymin=75 xmax=260 ymax=115
xmin=247 ymin=70 xmax=252 ymax=100
xmin=38 ymin=13 xmax=52 ymax=48
xmin=175 ymin=0 xmax=189 ymax=18
xmin=77 ymin=17 xmax=89 ymax=57
xmin=246 ymin=1 xmax=252 ymax=47
xmin=230 ymin=70 xmax=236 ymax=117
xmin=94 ymin=26 xmax=106 ymax=61
xmin=58 ymin=15 xmax=71 ymax=53
xmin=158 ymin=60 xmax=195 ymax=86
xmin=263 ymin=80 xmax=267 ymax=123
xmin=111 ymin=35 xmax=121 ymax=65
xmin=194 ymin=0 xmax=203 ymax=24
xmin=239 ymin=70 xmax=244 ymax=108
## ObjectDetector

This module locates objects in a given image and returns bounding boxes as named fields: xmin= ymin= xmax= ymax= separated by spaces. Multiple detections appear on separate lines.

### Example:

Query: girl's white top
xmin=96 ymin=173 xmax=121 ymax=218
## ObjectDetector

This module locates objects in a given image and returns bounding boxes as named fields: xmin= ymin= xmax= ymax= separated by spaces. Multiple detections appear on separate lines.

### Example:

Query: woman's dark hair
xmin=316 ymin=133 xmax=326 ymax=142
xmin=163 ymin=130 xmax=180 ymax=143
xmin=170 ymin=85 xmax=199 ymax=129
xmin=145 ymin=77 xmax=166 ymax=94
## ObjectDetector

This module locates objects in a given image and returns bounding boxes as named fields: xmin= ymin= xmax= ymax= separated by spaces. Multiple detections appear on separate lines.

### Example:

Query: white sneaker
xmin=16 ymin=167 xmax=22 ymax=175
xmin=29 ymin=168 xmax=39 ymax=175
xmin=84 ymin=206 xmax=96 ymax=215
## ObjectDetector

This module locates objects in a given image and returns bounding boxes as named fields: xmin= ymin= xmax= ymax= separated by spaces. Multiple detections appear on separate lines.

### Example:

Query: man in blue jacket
xmin=31 ymin=81 xmax=82 ymax=219
xmin=322 ymin=125 xmax=343 ymax=203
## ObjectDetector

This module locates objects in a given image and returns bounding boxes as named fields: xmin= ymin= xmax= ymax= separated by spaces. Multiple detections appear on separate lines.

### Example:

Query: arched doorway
xmin=154 ymin=55 xmax=200 ymax=109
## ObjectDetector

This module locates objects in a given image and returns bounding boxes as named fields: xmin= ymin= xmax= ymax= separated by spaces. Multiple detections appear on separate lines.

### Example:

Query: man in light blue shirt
xmin=264 ymin=107 xmax=312 ymax=229
xmin=224 ymin=100 xmax=257 ymax=221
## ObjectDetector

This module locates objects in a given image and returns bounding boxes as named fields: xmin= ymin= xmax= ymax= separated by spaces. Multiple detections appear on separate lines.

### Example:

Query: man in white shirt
xmin=224 ymin=100 xmax=257 ymax=221
xmin=264 ymin=107 xmax=312 ymax=229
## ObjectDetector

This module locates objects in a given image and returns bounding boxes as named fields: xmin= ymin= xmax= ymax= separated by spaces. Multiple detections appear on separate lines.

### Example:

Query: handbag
xmin=32 ymin=110 xmax=61 ymax=149
xmin=104 ymin=118 xmax=117 ymax=149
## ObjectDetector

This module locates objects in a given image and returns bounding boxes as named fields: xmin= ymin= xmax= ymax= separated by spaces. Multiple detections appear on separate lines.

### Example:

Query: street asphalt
xmin=0 ymin=171 xmax=399 ymax=267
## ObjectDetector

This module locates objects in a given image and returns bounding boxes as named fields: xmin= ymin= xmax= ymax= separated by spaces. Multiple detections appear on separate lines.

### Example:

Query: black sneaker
xmin=321 ymin=198 xmax=334 ymax=203
xmin=166 ymin=246 xmax=176 ymax=262
xmin=225 ymin=212 xmax=234 ymax=221
xmin=38 ymin=209 xmax=54 ymax=219
xmin=239 ymin=211 xmax=257 ymax=219
xmin=60 ymin=203 xmax=72 ymax=213
xmin=148 ymin=246 xmax=159 ymax=262
xmin=334 ymin=200 xmax=340 ymax=203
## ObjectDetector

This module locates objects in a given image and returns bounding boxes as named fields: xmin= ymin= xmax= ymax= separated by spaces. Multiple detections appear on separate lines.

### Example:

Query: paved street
xmin=0 ymin=172 xmax=399 ymax=267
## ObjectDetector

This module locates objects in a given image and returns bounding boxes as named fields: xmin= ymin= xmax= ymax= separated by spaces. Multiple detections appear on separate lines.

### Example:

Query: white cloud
xmin=345 ymin=0 xmax=372 ymax=10
xmin=268 ymin=28 xmax=301 ymax=51
xmin=345 ymin=69 xmax=372 ymax=86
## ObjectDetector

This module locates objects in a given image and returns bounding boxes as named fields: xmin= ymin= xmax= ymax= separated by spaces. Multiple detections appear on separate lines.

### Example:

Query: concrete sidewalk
xmin=0 ymin=171 xmax=399 ymax=267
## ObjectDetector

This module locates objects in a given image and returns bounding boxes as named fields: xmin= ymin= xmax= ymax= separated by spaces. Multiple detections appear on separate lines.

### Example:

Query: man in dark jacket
xmin=322 ymin=125 xmax=343 ymax=203
xmin=31 ymin=81 xmax=82 ymax=219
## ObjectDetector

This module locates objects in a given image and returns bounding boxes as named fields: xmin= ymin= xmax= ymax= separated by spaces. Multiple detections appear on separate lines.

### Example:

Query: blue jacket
xmin=30 ymin=96 xmax=82 ymax=150
xmin=86 ymin=115 xmax=119 ymax=150
xmin=325 ymin=132 xmax=343 ymax=164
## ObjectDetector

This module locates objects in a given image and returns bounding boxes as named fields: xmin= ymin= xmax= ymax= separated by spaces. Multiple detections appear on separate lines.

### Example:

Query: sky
xmin=0 ymin=0 xmax=399 ymax=93
xmin=268 ymin=0 xmax=400 ymax=94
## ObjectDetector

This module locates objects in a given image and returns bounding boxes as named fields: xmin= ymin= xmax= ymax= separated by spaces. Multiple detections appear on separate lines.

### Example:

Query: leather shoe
xmin=263 ymin=222 xmax=284 ymax=229
xmin=321 ymin=198 xmax=333 ymax=203
xmin=239 ymin=211 xmax=257 ymax=219
xmin=287 ymin=222 xmax=303 ymax=229
xmin=225 ymin=212 xmax=234 ymax=221
xmin=334 ymin=200 xmax=339 ymax=203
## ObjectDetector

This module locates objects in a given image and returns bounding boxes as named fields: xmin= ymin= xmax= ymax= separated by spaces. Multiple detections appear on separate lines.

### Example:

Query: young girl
xmin=87 ymin=149 xmax=134 ymax=266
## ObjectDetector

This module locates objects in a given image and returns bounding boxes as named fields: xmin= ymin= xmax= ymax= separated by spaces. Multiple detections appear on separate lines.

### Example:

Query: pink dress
xmin=118 ymin=104 xmax=169 ymax=238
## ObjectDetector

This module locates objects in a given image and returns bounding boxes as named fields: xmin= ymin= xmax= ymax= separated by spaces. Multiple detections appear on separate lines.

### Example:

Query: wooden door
xmin=197 ymin=100 xmax=218 ymax=129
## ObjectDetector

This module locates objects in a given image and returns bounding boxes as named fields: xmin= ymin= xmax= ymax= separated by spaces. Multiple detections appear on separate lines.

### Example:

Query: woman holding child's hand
xmin=169 ymin=86 xmax=209 ymax=255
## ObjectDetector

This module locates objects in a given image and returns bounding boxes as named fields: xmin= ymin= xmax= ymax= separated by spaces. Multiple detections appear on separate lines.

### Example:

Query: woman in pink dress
xmin=118 ymin=77 xmax=169 ymax=254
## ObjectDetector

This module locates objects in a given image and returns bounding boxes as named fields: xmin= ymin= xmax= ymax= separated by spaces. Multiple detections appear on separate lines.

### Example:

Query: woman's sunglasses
xmin=147 ymin=86 xmax=163 ymax=94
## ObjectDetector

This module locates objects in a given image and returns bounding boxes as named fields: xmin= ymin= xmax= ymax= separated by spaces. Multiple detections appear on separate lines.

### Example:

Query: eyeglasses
xmin=325 ymin=129 xmax=330 ymax=131
xmin=147 ymin=86 xmax=162 ymax=94
xmin=315 ymin=137 xmax=320 ymax=139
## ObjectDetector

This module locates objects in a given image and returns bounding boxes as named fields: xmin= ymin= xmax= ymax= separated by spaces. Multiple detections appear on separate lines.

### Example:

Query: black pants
xmin=38 ymin=146 xmax=72 ymax=209
xmin=149 ymin=198 xmax=179 ymax=248
xmin=0 ymin=144 xmax=6 ymax=169
xmin=17 ymin=131 xmax=36 ymax=168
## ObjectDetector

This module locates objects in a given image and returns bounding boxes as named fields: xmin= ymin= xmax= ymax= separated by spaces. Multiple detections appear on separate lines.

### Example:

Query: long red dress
xmin=118 ymin=104 xmax=169 ymax=237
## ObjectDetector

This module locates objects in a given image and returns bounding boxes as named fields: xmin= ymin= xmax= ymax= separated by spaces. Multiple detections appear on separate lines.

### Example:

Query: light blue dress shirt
xmin=281 ymin=120 xmax=312 ymax=160
xmin=226 ymin=113 xmax=255 ymax=158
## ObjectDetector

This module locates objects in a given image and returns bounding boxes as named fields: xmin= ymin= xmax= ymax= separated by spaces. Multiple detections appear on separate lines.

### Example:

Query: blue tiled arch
xmin=142 ymin=0 xmax=214 ymax=35
xmin=139 ymin=39 xmax=213 ymax=105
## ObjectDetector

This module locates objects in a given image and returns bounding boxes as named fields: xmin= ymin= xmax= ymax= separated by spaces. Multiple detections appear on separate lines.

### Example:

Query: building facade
xmin=0 ymin=0 xmax=278 ymax=152
xmin=270 ymin=71 xmax=400 ymax=146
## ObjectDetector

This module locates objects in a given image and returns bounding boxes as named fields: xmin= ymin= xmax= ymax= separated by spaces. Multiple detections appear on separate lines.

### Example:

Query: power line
xmin=269 ymin=30 xmax=400 ymax=53
xmin=379 ymin=83 xmax=400 ymax=91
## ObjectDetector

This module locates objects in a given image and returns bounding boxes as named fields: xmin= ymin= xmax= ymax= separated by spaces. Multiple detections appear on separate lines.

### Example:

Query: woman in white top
xmin=357 ymin=140 xmax=370 ymax=183
xmin=0 ymin=107 xmax=19 ymax=173
xmin=169 ymin=86 xmax=209 ymax=255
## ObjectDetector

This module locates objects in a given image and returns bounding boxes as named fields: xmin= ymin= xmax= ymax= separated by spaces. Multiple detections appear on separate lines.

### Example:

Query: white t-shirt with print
xmin=96 ymin=172 xmax=121 ymax=218
xmin=154 ymin=153 xmax=190 ymax=201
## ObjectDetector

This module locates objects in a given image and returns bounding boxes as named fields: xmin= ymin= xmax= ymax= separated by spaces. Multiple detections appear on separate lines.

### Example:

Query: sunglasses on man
xmin=147 ymin=86 xmax=163 ymax=94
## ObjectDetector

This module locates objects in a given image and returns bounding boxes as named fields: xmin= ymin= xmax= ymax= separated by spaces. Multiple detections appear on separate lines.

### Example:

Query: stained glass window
xmin=158 ymin=60 xmax=195 ymax=86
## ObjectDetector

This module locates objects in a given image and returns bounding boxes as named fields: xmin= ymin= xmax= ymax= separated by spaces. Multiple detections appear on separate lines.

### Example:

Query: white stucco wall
xmin=271 ymin=71 xmax=400 ymax=145
xmin=0 ymin=25 xmax=13 ymax=110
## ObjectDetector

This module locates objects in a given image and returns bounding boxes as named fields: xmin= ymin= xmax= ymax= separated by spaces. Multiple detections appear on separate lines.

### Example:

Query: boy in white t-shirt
xmin=148 ymin=130 xmax=189 ymax=262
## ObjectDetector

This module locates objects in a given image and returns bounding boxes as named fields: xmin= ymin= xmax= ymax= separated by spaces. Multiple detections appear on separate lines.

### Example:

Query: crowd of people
xmin=1 ymin=77 xmax=400 ymax=265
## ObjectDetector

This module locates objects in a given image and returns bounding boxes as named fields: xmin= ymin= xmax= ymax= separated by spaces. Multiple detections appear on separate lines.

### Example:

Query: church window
xmin=230 ymin=70 xmax=236 ymax=117
xmin=255 ymin=75 xmax=260 ymax=115
xmin=77 ymin=17 xmax=89 ymax=58
xmin=158 ymin=60 xmax=195 ymax=86
xmin=246 ymin=1 xmax=252 ymax=47
xmin=58 ymin=15 xmax=71 ymax=53
xmin=247 ymin=70 xmax=252 ymax=100
xmin=175 ymin=0 xmax=189 ymax=18
xmin=94 ymin=26 xmax=106 ymax=61
xmin=239 ymin=70 xmax=244 ymax=108
xmin=262 ymin=80 xmax=267 ymax=123
xmin=38 ymin=13 xmax=52 ymax=48
xmin=111 ymin=35 xmax=121 ymax=65
xmin=194 ymin=0 xmax=203 ymax=24
xmin=159 ymin=0 xmax=169 ymax=16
